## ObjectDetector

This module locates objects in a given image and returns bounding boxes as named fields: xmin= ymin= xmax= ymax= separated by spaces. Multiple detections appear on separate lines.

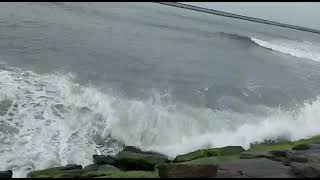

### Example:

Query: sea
xmin=1 ymin=2 xmax=320 ymax=177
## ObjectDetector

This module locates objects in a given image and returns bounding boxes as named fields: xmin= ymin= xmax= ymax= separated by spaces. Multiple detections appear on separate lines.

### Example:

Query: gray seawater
xmin=1 ymin=2 xmax=320 ymax=177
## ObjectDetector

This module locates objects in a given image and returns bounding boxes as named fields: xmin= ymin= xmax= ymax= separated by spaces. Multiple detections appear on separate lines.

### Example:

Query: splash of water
xmin=1 ymin=65 xmax=320 ymax=177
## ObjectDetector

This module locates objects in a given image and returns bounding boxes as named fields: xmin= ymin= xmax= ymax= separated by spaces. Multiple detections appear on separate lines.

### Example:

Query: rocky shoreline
xmin=2 ymin=135 xmax=320 ymax=178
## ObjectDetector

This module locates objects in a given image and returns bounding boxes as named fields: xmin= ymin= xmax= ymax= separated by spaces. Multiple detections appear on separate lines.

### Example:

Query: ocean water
xmin=1 ymin=2 xmax=320 ymax=177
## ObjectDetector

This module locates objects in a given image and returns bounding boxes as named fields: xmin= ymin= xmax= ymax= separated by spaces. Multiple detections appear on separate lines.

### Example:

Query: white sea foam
xmin=1 ymin=66 xmax=320 ymax=177
xmin=251 ymin=37 xmax=320 ymax=62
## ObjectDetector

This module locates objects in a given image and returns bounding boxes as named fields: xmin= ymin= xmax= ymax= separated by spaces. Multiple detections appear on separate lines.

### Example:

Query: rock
xmin=81 ymin=170 xmax=159 ymax=178
xmin=215 ymin=169 xmax=250 ymax=178
xmin=115 ymin=146 xmax=170 ymax=171
xmin=218 ymin=158 xmax=296 ymax=178
xmin=307 ymin=144 xmax=320 ymax=150
xmin=269 ymin=150 xmax=288 ymax=158
xmin=180 ymin=155 xmax=239 ymax=165
xmin=27 ymin=164 xmax=83 ymax=178
xmin=290 ymin=162 xmax=320 ymax=178
xmin=93 ymin=155 xmax=116 ymax=165
xmin=240 ymin=152 xmax=283 ymax=162
xmin=0 ymin=170 xmax=13 ymax=178
xmin=27 ymin=164 xmax=157 ymax=178
xmin=156 ymin=163 xmax=218 ymax=178
xmin=122 ymin=146 xmax=144 ymax=153
xmin=173 ymin=146 xmax=245 ymax=163
xmin=83 ymin=164 xmax=120 ymax=172
xmin=61 ymin=164 xmax=82 ymax=170
xmin=217 ymin=146 xmax=246 ymax=156
xmin=286 ymin=149 xmax=320 ymax=163
xmin=173 ymin=149 xmax=214 ymax=163
xmin=292 ymin=144 xmax=311 ymax=150
xmin=297 ymin=143 xmax=320 ymax=151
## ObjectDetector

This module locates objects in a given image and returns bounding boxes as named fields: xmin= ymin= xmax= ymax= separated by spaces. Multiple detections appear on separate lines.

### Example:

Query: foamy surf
xmin=1 ymin=65 xmax=320 ymax=177
xmin=251 ymin=37 xmax=320 ymax=62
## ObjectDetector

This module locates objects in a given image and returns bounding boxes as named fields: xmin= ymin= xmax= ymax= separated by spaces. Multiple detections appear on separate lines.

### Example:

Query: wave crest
xmin=251 ymin=37 xmax=320 ymax=62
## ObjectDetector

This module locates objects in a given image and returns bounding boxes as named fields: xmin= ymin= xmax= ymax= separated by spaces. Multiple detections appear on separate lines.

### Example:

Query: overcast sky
xmin=182 ymin=2 xmax=320 ymax=30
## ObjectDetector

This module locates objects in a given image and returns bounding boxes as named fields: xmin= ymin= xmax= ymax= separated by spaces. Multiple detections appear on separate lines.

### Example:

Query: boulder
xmin=93 ymin=155 xmax=116 ymax=165
xmin=240 ymin=152 xmax=283 ymax=162
xmin=60 ymin=164 xmax=82 ymax=170
xmin=115 ymin=146 xmax=170 ymax=171
xmin=173 ymin=146 xmax=245 ymax=163
xmin=286 ymin=149 xmax=320 ymax=163
xmin=292 ymin=144 xmax=320 ymax=151
xmin=269 ymin=150 xmax=288 ymax=158
xmin=0 ymin=170 xmax=13 ymax=178
xmin=215 ymin=169 xmax=250 ymax=178
xmin=156 ymin=163 xmax=218 ymax=178
xmin=80 ymin=170 xmax=159 ymax=178
xmin=217 ymin=146 xmax=246 ymax=156
xmin=290 ymin=162 xmax=320 ymax=178
xmin=27 ymin=164 xmax=83 ymax=178
xmin=218 ymin=158 xmax=296 ymax=178
xmin=179 ymin=155 xmax=239 ymax=165
xmin=292 ymin=144 xmax=311 ymax=150
xmin=83 ymin=164 xmax=120 ymax=172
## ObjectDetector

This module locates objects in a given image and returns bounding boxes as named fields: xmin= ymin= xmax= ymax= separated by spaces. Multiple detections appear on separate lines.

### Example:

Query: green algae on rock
xmin=173 ymin=146 xmax=245 ymax=163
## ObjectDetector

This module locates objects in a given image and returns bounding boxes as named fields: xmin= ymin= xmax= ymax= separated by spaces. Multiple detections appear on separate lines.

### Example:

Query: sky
xmin=182 ymin=2 xmax=320 ymax=30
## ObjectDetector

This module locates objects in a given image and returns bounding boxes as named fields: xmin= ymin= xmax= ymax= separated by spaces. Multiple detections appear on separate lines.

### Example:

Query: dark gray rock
xmin=290 ymin=162 xmax=320 ymax=178
xmin=156 ymin=163 xmax=218 ymax=178
xmin=0 ymin=170 xmax=13 ymax=178
xmin=173 ymin=146 xmax=245 ymax=163
xmin=27 ymin=165 xmax=83 ymax=178
xmin=292 ymin=144 xmax=311 ymax=150
xmin=269 ymin=150 xmax=288 ymax=158
xmin=215 ymin=169 xmax=250 ymax=178
xmin=240 ymin=152 xmax=283 ymax=162
xmin=93 ymin=155 xmax=116 ymax=165
xmin=287 ymin=149 xmax=320 ymax=163
xmin=218 ymin=158 xmax=296 ymax=178
xmin=115 ymin=146 xmax=170 ymax=171
xmin=83 ymin=164 xmax=120 ymax=172
xmin=62 ymin=164 xmax=82 ymax=170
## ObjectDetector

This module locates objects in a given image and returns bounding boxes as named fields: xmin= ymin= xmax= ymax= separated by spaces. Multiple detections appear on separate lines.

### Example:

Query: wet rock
xmin=93 ymin=155 xmax=116 ymax=165
xmin=115 ymin=146 xmax=170 ymax=171
xmin=286 ymin=149 xmax=320 ymax=163
xmin=80 ymin=170 xmax=159 ymax=178
xmin=290 ymin=162 xmax=320 ymax=178
xmin=61 ymin=164 xmax=82 ymax=171
xmin=173 ymin=146 xmax=245 ymax=163
xmin=306 ymin=144 xmax=320 ymax=150
xmin=215 ymin=169 xmax=250 ymax=178
xmin=179 ymin=155 xmax=239 ymax=166
xmin=0 ymin=170 xmax=13 ymax=178
xmin=291 ymin=143 xmax=320 ymax=152
xmin=269 ymin=150 xmax=288 ymax=158
xmin=27 ymin=164 xmax=83 ymax=178
xmin=83 ymin=164 xmax=120 ymax=172
xmin=156 ymin=163 xmax=218 ymax=178
xmin=292 ymin=144 xmax=311 ymax=150
xmin=240 ymin=152 xmax=283 ymax=162
xmin=218 ymin=158 xmax=296 ymax=178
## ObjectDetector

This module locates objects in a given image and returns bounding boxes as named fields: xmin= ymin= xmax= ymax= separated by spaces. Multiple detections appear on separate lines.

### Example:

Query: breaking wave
xmin=1 ymin=64 xmax=320 ymax=177
xmin=251 ymin=37 xmax=320 ymax=62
